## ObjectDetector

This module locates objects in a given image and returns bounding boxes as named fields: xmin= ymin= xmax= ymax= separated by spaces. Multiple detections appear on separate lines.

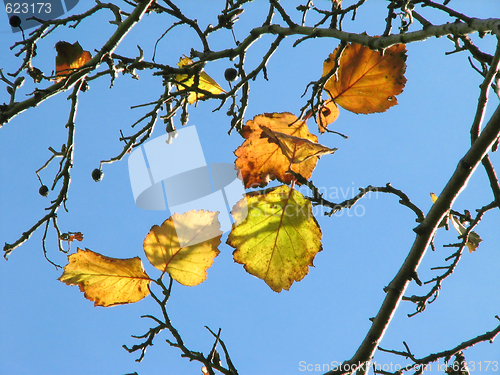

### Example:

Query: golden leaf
xmin=176 ymin=56 xmax=225 ymax=104
xmin=430 ymin=192 xmax=448 ymax=228
xmin=430 ymin=192 xmax=438 ymax=203
xmin=143 ymin=210 xmax=222 ymax=286
xmin=58 ymin=248 xmax=150 ymax=307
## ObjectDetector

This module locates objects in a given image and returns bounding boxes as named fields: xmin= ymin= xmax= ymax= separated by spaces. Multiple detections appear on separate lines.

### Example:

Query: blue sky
xmin=1 ymin=1 xmax=500 ymax=374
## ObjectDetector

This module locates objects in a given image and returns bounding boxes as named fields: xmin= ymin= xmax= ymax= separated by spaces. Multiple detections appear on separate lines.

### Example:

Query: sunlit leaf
xmin=304 ymin=99 xmax=340 ymax=132
xmin=227 ymin=185 xmax=322 ymax=292
xmin=58 ymin=248 xmax=150 ymax=307
xmin=55 ymin=41 xmax=92 ymax=82
xmin=235 ymin=112 xmax=320 ymax=188
xmin=176 ymin=56 xmax=225 ymax=104
xmin=259 ymin=125 xmax=337 ymax=163
xmin=430 ymin=192 xmax=448 ymax=228
xmin=143 ymin=210 xmax=222 ymax=286
xmin=316 ymin=99 xmax=340 ymax=133
xmin=323 ymin=42 xmax=406 ymax=116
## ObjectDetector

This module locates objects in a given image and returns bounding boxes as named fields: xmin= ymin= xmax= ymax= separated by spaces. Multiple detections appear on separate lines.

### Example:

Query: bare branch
xmin=0 ymin=0 xmax=155 ymax=126
xmin=3 ymin=80 xmax=83 ymax=258
xmin=377 ymin=318 xmax=500 ymax=374
xmin=323 ymin=104 xmax=500 ymax=375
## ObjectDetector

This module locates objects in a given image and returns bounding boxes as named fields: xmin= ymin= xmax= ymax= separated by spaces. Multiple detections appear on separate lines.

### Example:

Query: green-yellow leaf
xmin=143 ymin=210 xmax=222 ymax=286
xmin=58 ymin=248 xmax=151 ymax=307
xmin=176 ymin=56 xmax=225 ymax=104
xmin=227 ymin=185 xmax=322 ymax=292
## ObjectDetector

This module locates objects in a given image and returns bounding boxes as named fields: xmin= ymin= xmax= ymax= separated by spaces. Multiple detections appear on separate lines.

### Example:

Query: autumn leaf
xmin=259 ymin=125 xmax=337 ymax=163
xmin=450 ymin=215 xmax=482 ymax=253
xmin=235 ymin=112 xmax=323 ymax=188
xmin=323 ymin=42 xmax=406 ymax=115
xmin=313 ymin=99 xmax=340 ymax=133
xmin=55 ymin=41 xmax=92 ymax=82
xmin=430 ymin=192 xmax=448 ymax=229
xmin=143 ymin=210 xmax=222 ymax=287
xmin=58 ymin=248 xmax=151 ymax=307
xmin=227 ymin=185 xmax=322 ymax=292
xmin=176 ymin=56 xmax=225 ymax=104
xmin=430 ymin=192 xmax=438 ymax=203
xmin=430 ymin=193 xmax=481 ymax=252
xmin=60 ymin=231 xmax=84 ymax=242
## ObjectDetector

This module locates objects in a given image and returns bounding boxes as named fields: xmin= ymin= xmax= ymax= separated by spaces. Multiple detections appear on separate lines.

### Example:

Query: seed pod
xmin=39 ymin=185 xmax=49 ymax=197
xmin=92 ymin=169 xmax=103 ymax=182
xmin=224 ymin=68 xmax=238 ymax=82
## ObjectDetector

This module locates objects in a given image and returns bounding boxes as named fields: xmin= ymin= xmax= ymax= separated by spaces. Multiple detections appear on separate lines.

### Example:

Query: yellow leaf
xmin=143 ymin=210 xmax=222 ymax=286
xmin=58 ymin=248 xmax=150 ymax=307
xmin=430 ymin=192 xmax=438 ymax=203
xmin=323 ymin=42 xmax=406 ymax=114
xmin=430 ymin=192 xmax=448 ymax=228
xmin=227 ymin=185 xmax=322 ymax=292
xmin=235 ymin=112 xmax=320 ymax=188
xmin=259 ymin=125 xmax=337 ymax=163
xmin=176 ymin=56 xmax=225 ymax=104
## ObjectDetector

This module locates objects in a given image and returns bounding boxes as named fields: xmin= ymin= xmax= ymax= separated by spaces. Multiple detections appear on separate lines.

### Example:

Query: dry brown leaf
xmin=259 ymin=125 xmax=337 ymax=163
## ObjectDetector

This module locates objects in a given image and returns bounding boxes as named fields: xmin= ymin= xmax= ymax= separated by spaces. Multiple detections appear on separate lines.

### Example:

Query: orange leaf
xmin=59 ymin=248 xmax=150 ymax=307
xmin=259 ymin=125 xmax=337 ymax=164
xmin=235 ymin=112 xmax=319 ymax=188
xmin=55 ymin=41 xmax=92 ymax=82
xmin=323 ymin=42 xmax=406 ymax=114
xmin=304 ymin=99 xmax=340 ymax=133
